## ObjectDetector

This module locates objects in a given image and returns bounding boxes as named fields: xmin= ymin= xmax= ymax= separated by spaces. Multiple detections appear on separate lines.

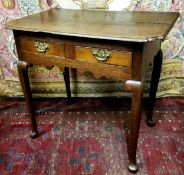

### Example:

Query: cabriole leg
xmin=147 ymin=50 xmax=163 ymax=126
xmin=17 ymin=61 xmax=38 ymax=138
xmin=125 ymin=80 xmax=143 ymax=173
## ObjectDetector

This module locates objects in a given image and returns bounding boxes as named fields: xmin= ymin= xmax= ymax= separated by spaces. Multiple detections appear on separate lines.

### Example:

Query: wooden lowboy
xmin=6 ymin=8 xmax=179 ymax=173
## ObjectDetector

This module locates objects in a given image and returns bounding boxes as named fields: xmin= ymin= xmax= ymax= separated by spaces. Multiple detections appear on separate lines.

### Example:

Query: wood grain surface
xmin=6 ymin=8 xmax=180 ymax=42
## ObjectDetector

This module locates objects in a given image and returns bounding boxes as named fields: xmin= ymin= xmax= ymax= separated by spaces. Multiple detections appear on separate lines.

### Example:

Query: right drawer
xmin=75 ymin=46 xmax=132 ymax=67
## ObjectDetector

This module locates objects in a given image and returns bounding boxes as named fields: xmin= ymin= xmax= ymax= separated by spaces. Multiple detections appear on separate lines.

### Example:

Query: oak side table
xmin=6 ymin=8 xmax=179 ymax=173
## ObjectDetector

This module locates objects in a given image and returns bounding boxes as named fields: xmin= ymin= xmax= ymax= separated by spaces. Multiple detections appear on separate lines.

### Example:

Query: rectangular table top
xmin=6 ymin=8 xmax=180 ymax=42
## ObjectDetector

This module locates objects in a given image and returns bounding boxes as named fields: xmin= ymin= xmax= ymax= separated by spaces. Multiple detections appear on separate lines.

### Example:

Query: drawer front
xmin=17 ymin=37 xmax=65 ymax=57
xmin=75 ymin=46 xmax=132 ymax=67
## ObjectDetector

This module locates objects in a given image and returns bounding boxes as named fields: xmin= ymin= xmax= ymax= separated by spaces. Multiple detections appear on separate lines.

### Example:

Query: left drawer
xmin=17 ymin=37 xmax=65 ymax=57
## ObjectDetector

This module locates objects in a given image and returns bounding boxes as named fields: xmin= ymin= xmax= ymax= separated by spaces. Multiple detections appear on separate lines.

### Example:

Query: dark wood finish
xmin=17 ymin=61 xmax=38 ymax=138
xmin=147 ymin=50 xmax=163 ymax=126
xmin=63 ymin=67 xmax=71 ymax=100
xmin=63 ymin=43 xmax=75 ymax=100
xmin=6 ymin=9 xmax=179 ymax=42
xmin=132 ymin=51 xmax=143 ymax=81
xmin=6 ymin=8 xmax=179 ymax=173
xmin=125 ymin=49 xmax=143 ymax=173
xmin=125 ymin=80 xmax=143 ymax=173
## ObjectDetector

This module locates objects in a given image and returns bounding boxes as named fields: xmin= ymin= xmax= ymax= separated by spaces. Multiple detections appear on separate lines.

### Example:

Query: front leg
xmin=147 ymin=50 xmax=163 ymax=126
xmin=125 ymin=80 xmax=143 ymax=173
xmin=17 ymin=61 xmax=38 ymax=138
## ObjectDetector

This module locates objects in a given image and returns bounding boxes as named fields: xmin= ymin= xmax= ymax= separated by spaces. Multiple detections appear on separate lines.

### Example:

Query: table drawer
xmin=17 ymin=37 xmax=65 ymax=57
xmin=75 ymin=46 xmax=132 ymax=67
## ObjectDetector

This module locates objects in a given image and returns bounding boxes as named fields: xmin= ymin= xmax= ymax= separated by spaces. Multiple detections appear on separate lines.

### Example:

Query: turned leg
xmin=17 ymin=61 xmax=38 ymax=138
xmin=125 ymin=80 xmax=143 ymax=173
xmin=147 ymin=50 xmax=163 ymax=126
xmin=63 ymin=67 xmax=71 ymax=100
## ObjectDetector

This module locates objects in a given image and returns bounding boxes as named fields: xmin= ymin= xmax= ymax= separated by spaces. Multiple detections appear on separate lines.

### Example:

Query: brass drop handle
xmin=92 ymin=49 xmax=111 ymax=62
xmin=34 ymin=41 xmax=49 ymax=53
